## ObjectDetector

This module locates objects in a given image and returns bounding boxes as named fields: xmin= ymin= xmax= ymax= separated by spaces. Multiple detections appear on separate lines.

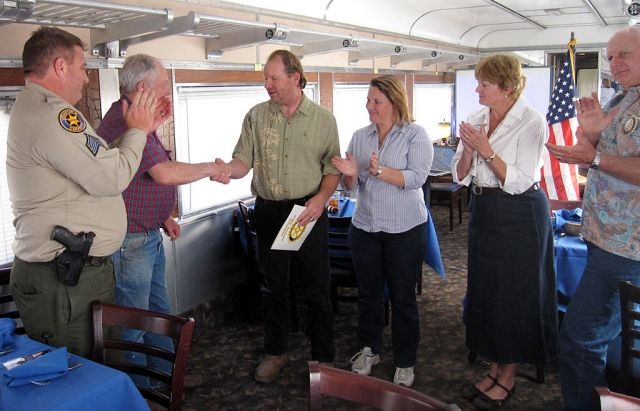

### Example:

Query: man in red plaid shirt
xmin=98 ymin=54 xmax=225 ymax=390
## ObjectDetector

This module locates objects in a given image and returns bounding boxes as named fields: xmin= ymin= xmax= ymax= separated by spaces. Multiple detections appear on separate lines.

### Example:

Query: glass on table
xmin=329 ymin=192 xmax=339 ymax=208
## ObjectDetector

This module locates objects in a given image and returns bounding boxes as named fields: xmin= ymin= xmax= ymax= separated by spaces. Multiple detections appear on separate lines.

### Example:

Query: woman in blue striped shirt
xmin=332 ymin=75 xmax=433 ymax=387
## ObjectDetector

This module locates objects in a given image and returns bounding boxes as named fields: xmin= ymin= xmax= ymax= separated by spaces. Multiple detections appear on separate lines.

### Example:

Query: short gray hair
xmin=119 ymin=54 xmax=160 ymax=95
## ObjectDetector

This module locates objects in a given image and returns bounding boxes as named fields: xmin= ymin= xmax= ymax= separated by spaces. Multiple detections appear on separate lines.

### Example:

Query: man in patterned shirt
xmin=98 ymin=54 xmax=224 ymax=389
xmin=215 ymin=50 xmax=340 ymax=383
xmin=547 ymin=26 xmax=640 ymax=411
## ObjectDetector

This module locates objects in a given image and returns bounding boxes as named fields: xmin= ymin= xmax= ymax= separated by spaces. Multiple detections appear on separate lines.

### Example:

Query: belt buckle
xmin=473 ymin=185 xmax=483 ymax=195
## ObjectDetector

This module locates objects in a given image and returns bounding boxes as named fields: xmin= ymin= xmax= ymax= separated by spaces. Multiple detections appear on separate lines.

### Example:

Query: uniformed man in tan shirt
xmin=7 ymin=26 xmax=164 ymax=359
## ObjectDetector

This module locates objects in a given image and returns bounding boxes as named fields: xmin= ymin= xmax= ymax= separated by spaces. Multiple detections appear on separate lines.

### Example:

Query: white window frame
xmin=332 ymin=84 xmax=371 ymax=155
xmin=0 ymin=92 xmax=19 ymax=266
xmin=413 ymin=83 xmax=454 ymax=142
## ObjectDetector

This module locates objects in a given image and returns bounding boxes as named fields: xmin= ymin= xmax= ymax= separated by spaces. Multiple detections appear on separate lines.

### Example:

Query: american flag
xmin=540 ymin=38 xmax=581 ymax=201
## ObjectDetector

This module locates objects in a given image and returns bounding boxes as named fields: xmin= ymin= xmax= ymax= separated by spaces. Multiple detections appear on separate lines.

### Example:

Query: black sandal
xmin=462 ymin=374 xmax=498 ymax=400
xmin=472 ymin=381 xmax=516 ymax=410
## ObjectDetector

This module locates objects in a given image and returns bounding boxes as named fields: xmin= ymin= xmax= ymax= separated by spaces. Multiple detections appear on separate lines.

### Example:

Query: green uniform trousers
xmin=10 ymin=256 xmax=120 ymax=360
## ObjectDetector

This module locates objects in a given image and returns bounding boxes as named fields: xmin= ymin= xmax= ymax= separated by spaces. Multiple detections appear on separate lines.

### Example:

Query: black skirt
xmin=465 ymin=187 xmax=558 ymax=364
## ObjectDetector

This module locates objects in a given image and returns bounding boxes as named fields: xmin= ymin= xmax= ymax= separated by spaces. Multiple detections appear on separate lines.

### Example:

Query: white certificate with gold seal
xmin=271 ymin=205 xmax=316 ymax=251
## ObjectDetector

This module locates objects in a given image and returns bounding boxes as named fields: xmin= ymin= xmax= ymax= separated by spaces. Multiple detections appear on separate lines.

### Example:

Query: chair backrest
xmin=308 ymin=362 xmax=461 ymax=411
xmin=595 ymin=386 xmax=640 ymax=411
xmin=0 ymin=265 xmax=25 ymax=335
xmin=328 ymin=216 xmax=353 ymax=268
xmin=547 ymin=199 xmax=583 ymax=214
xmin=92 ymin=301 xmax=195 ymax=411
xmin=431 ymin=146 xmax=456 ymax=173
xmin=238 ymin=201 xmax=262 ymax=272
xmin=618 ymin=281 xmax=640 ymax=395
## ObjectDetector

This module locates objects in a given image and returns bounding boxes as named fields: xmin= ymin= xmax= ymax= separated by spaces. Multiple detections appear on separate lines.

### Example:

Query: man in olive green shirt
xmin=216 ymin=50 xmax=340 ymax=383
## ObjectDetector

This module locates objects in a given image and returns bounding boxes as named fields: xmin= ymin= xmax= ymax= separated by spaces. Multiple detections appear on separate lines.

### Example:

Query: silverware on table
xmin=28 ymin=362 xmax=83 ymax=385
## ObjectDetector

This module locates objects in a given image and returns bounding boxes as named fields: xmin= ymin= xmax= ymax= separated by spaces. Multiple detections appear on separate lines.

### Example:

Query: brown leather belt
xmin=472 ymin=182 xmax=539 ymax=196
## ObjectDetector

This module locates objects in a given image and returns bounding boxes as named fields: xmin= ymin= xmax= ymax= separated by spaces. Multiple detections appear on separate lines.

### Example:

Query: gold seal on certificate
xmin=623 ymin=115 xmax=638 ymax=135
xmin=271 ymin=205 xmax=316 ymax=251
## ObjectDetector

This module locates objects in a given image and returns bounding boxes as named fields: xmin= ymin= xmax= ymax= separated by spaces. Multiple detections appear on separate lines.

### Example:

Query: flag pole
xmin=568 ymin=32 xmax=578 ymax=83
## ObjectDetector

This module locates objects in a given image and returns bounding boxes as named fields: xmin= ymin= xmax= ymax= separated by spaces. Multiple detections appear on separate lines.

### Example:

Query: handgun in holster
xmin=50 ymin=225 xmax=96 ymax=287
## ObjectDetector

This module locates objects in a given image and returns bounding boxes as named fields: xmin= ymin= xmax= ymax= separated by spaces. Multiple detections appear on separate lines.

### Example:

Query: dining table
xmin=0 ymin=334 xmax=149 ymax=411
xmin=554 ymin=230 xmax=588 ymax=312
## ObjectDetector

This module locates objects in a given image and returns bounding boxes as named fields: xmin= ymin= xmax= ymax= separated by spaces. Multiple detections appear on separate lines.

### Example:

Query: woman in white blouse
xmin=452 ymin=54 xmax=558 ymax=410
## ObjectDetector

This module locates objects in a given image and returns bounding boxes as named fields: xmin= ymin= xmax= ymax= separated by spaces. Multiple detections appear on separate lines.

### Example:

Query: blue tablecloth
xmin=555 ymin=233 xmax=588 ymax=312
xmin=0 ymin=335 xmax=149 ymax=411
xmin=333 ymin=198 xmax=446 ymax=279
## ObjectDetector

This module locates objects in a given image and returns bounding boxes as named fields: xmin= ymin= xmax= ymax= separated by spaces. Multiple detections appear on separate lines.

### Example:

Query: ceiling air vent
xmin=543 ymin=9 xmax=565 ymax=16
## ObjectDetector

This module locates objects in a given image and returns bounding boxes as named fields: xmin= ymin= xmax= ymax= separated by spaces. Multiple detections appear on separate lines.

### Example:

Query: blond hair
xmin=370 ymin=75 xmax=414 ymax=126
xmin=474 ymin=54 xmax=526 ymax=99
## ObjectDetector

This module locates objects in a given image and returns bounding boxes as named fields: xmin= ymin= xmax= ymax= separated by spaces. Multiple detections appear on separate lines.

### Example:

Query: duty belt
xmin=15 ymin=256 xmax=108 ymax=267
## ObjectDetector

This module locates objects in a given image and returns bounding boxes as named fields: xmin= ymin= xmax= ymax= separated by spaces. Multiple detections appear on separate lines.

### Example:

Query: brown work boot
xmin=255 ymin=354 xmax=287 ymax=383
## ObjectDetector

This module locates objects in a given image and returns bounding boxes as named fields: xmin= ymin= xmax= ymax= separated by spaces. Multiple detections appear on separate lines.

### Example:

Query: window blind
xmin=0 ymin=107 xmax=15 ymax=265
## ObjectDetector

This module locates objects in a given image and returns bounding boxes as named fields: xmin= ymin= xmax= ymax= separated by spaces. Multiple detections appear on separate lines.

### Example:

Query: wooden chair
xmin=428 ymin=145 xmax=464 ymax=231
xmin=237 ymin=201 xmax=269 ymax=323
xmin=92 ymin=301 xmax=195 ymax=411
xmin=0 ymin=264 xmax=25 ymax=335
xmin=238 ymin=201 xmax=301 ymax=332
xmin=609 ymin=281 xmax=640 ymax=397
xmin=237 ymin=201 xmax=261 ymax=274
xmin=430 ymin=183 xmax=463 ymax=231
xmin=308 ymin=361 xmax=461 ymax=411
xmin=548 ymin=199 xmax=583 ymax=214
xmin=328 ymin=216 xmax=389 ymax=326
xmin=595 ymin=387 xmax=640 ymax=411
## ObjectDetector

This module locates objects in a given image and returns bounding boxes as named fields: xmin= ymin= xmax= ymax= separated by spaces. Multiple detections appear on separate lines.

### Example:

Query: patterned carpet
xmin=181 ymin=199 xmax=564 ymax=410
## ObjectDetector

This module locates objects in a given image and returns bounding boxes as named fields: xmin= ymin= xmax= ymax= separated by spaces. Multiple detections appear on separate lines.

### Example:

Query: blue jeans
xmin=111 ymin=229 xmax=174 ymax=388
xmin=349 ymin=223 xmax=425 ymax=367
xmin=559 ymin=243 xmax=640 ymax=411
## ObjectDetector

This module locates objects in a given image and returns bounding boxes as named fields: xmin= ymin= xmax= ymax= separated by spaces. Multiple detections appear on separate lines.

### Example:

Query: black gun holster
xmin=55 ymin=249 xmax=87 ymax=287
xmin=51 ymin=227 xmax=96 ymax=287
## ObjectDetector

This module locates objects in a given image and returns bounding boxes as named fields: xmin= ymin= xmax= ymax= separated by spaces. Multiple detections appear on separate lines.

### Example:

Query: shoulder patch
xmin=85 ymin=134 xmax=102 ymax=157
xmin=59 ymin=108 xmax=87 ymax=133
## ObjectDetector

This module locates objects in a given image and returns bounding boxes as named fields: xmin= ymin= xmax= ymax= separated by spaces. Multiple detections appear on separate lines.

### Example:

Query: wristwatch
xmin=376 ymin=167 xmax=383 ymax=176
xmin=590 ymin=152 xmax=601 ymax=170
xmin=485 ymin=153 xmax=496 ymax=163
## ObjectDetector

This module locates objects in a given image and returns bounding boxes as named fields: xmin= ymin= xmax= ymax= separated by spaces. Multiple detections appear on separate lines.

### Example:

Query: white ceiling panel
xmin=0 ymin=0 xmax=635 ymax=66
xmin=216 ymin=0 xmax=632 ymax=52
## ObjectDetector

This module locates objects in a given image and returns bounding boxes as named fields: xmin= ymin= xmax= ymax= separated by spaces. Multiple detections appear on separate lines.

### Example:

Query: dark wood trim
xmin=174 ymin=70 xmax=318 ymax=85
xmin=0 ymin=68 xmax=25 ymax=87
xmin=333 ymin=72 xmax=406 ymax=83
xmin=175 ymin=70 xmax=264 ymax=84
xmin=406 ymin=74 xmax=414 ymax=116
xmin=414 ymin=74 xmax=454 ymax=83
xmin=319 ymin=72 xmax=333 ymax=112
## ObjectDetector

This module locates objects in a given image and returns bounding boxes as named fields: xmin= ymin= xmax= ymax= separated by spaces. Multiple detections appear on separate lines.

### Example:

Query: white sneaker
xmin=350 ymin=347 xmax=379 ymax=375
xmin=393 ymin=366 xmax=415 ymax=387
